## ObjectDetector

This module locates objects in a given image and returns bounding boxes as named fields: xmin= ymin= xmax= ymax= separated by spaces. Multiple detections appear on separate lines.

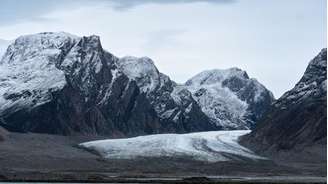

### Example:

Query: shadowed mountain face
xmin=0 ymin=32 xmax=274 ymax=136
xmin=242 ymin=49 xmax=327 ymax=152
xmin=0 ymin=32 xmax=163 ymax=136
xmin=0 ymin=32 xmax=217 ymax=136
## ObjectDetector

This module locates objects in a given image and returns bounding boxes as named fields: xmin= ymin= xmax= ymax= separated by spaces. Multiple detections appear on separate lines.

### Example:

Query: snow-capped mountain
xmin=184 ymin=68 xmax=274 ymax=129
xmin=0 ymin=32 xmax=216 ymax=135
xmin=0 ymin=32 xmax=161 ymax=136
xmin=80 ymin=130 xmax=265 ymax=162
xmin=242 ymin=49 xmax=327 ymax=151
xmin=116 ymin=57 xmax=274 ymax=130
xmin=117 ymin=56 xmax=163 ymax=93
xmin=116 ymin=56 xmax=216 ymax=132
xmin=0 ymin=32 xmax=274 ymax=135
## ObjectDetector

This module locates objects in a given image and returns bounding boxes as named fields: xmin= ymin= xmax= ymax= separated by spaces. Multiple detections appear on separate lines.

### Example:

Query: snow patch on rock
xmin=184 ymin=69 xmax=250 ymax=129
xmin=184 ymin=68 xmax=273 ymax=129
xmin=0 ymin=32 xmax=79 ymax=114
xmin=117 ymin=56 xmax=160 ymax=93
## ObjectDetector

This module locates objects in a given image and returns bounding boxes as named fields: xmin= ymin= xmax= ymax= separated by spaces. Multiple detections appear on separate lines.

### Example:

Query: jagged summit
xmin=0 ymin=32 xmax=161 ymax=135
xmin=117 ymin=55 xmax=216 ymax=131
xmin=275 ymin=48 xmax=326 ymax=108
xmin=184 ymin=67 xmax=274 ymax=129
xmin=242 ymin=48 xmax=327 ymax=152
xmin=2 ymin=32 xmax=76 ymax=63
xmin=0 ymin=32 xmax=215 ymax=135
xmin=117 ymin=56 xmax=161 ymax=93
xmin=185 ymin=68 xmax=250 ymax=86
xmin=0 ymin=32 xmax=274 ymax=135
xmin=0 ymin=32 xmax=110 ymax=116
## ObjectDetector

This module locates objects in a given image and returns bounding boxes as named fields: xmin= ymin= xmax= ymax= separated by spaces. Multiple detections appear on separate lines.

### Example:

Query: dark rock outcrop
xmin=0 ymin=32 xmax=161 ymax=136
xmin=241 ymin=49 xmax=327 ymax=152
xmin=116 ymin=56 xmax=216 ymax=132
xmin=0 ymin=32 xmax=216 ymax=136
xmin=0 ymin=32 xmax=275 ymax=136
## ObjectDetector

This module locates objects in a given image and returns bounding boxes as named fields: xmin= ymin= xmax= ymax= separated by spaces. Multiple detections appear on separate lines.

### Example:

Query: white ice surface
xmin=80 ymin=130 xmax=265 ymax=162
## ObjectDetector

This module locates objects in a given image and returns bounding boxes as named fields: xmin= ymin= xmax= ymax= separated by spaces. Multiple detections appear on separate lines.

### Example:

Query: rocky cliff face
xmin=0 ymin=32 xmax=218 ymax=136
xmin=0 ymin=32 xmax=161 ymax=136
xmin=116 ymin=56 xmax=216 ymax=132
xmin=184 ymin=68 xmax=274 ymax=129
xmin=116 ymin=57 xmax=274 ymax=131
xmin=242 ymin=49 xmax=327 ymax=151
xmin=0 ymin=32 xmax=275 ymax=136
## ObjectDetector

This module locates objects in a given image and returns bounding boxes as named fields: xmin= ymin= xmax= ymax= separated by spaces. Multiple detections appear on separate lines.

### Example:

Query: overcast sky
xmin=0 ymin=0 xmax=326 ymax=97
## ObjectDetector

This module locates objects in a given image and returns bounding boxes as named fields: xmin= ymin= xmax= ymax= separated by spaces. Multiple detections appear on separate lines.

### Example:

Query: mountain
xmin=116 ymin=56 xmax=216 ymax=132
xmin=117 ymin=57 xmax=274 ymax=130
xmin=0 ymin=32 xmax=162 ymax=136
xmin=241 ymin=49 xmax=327 ymax=152
xmin=184 ymin=68 xmax=274 ymax=129
xmin=0 ymin=32 xmax=217 ymax=136
xmin=0 ymin=32 xmax=274 ymax=136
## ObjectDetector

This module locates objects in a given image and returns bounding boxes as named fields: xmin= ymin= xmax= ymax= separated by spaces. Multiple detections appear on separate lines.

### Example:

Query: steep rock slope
xmin=184 ymin=68 xmax=274 ymax=129
xmin=242 ymin=49 xmax=327 ymax=151
xmin=0 ymin=32 xmax=161 ymax=136
xmin=0 ymin=32 xmax=220 ymax=136
xmin=0 ymin=32 xmax=275 ymax=135
xmin=117 ymin=58 xmax=274 ymax=130
xmin=116 ymin=56 xmax=216 ymax=132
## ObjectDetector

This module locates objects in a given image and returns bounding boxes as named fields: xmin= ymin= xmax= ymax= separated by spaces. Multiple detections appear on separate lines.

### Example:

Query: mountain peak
xmin=117 ymin=56 xmax=160 ymax=93
xmin=242 ymin=48 xmax=327 ymax=152
xmin=185 ymin=68 xmax=249 ymax=86
xmin=13 ymin=32 xmax=79 ymax=46
xmin=1 ymin=32 xmax=79 ymax=65
xmin=0 ymin=32 xmax=275 ymax=136
xmin=184 ymin=67 xmax=274 ymax=129
xmin=309 ymin=48 xmax=327 ymax=68
xmin=277 ymin=48 xmax=327 ymax=106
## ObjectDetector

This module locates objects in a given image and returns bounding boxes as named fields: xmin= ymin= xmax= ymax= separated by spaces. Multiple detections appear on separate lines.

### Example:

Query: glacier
xmin=80 ymin=130 xmax=265 ymax=162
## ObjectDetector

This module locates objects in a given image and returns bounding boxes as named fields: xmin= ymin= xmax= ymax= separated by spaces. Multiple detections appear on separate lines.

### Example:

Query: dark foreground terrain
xmin=0 ymin=132 xmax=326 ymax=183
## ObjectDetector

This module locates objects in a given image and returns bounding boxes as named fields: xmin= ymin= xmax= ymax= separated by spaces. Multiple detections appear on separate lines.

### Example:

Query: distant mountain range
xmin=0 ymin=32 xmax=274 ymax=136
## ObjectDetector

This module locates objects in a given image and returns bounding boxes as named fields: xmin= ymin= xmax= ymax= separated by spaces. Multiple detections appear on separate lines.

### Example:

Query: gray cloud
xmin=0 ymin=0 xmax=235 ymax=25
xmin=103 ymin=0 xmax=235 ymax=10
xmin=0 ymin=0 xmax=81 ymax=25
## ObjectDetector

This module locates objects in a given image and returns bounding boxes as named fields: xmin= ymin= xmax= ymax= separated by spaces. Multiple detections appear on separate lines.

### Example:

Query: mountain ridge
xmin=0 ymin=32 xmax=274 ymax=136
xmin=241 ymin=48 xmax=327 ymax=154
